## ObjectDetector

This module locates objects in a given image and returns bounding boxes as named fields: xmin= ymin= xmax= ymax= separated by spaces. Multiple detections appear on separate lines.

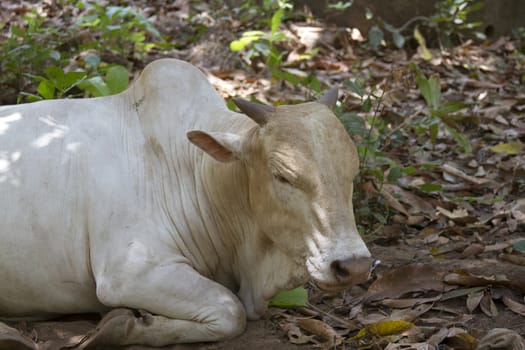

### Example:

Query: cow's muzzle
xmin=317 ymin=257 xmax=379 ymax=292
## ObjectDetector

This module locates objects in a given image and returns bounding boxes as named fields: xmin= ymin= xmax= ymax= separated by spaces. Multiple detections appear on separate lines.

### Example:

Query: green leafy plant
xmin=230 ymin=0 xmax=321 ymax=91
xmin=22 ymin=66 xmax=87 ymax=101
xmin=21 ymin=63 xmax=129 ymax=101
xmin=327 ymin=1 xmax=354 ymax=11
xmin=0 ymin=1 xmax=162 ymax=103
xmin=364 ymin=0 xmax=484 ymax=50
xmin=0 ymin=10 xmax=68 ymax=103
xmin=77 ymin=63 xmax=129 ymax=97
xmin=413 ymin=69 xmax=472 ymax=154
xmin=431 ymin=0 xmax=484 ymax=45
xmin=338 ymin=80 xmax=403 ymax=229
xmin=76 ymin=3 xmax=161 ymax=60
xmin=230 ymin=4 xmax=289 ymax=74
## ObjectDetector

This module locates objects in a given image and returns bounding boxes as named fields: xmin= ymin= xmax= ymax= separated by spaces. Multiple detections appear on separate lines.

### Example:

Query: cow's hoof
xmin=76 ymin=308 xmax=153 ymax=349
xmin=0 ymin=323 xmax=37 ymax=350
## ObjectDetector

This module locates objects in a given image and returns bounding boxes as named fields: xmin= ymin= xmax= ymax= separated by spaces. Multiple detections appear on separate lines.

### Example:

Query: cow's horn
xmin=318 ymin=87 xmax=339 ymax=110
xmin=233 ymin=98 xmax=275 ymax=126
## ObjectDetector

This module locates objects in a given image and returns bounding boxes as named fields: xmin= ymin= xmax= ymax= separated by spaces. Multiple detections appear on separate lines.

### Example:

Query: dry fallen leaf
xmin=477 ymin=328 xmax=525 ymax=350
xmin=281 ymin=322 xmax=315 ymax=345
xmin=461 ymin=243 xmax=485 ymax=257
xmin=511 ymin=199 xmax=525 ymax=223
xmin=443 ymin=270 xmax=525 ymax=293
xmin=499 ymin=253 xmax=525 ymax=266
xmin=351 ymin=319 xmax=415 ymax=339
xmin=443 ymin=330 xmax=477 ymax=350
xmin=491 ymin=142 xmax=524 ymax=155
xmin=296 ymin=318 xmax=342 ymax=349
xmin=389 ymin=303 xmax=434 ymax=322
xmin=466 ymin=291 xmax=483 ymax=313
xmin=502 ymin=296 xmax=525 ymax=317
xmin=436 ymin=206 xmax=469 ymax=220
xmin=479 ymin=292 xmax=498 ymax=317
xmin=366 ymin=264 xmax=447 ymax=302
xmin=384 ymin=342 xmax=437 ymax=350
xmin=381 ymin=295 xmax=442 ymax=309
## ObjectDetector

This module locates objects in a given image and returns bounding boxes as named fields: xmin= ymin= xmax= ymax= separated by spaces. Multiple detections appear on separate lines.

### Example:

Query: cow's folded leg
xmin=94 ymin=261 xmax=246 ymax=347
xmin=0 ymin=322 xmax=37 ymax=350
xmin=79 ymin=308 xmax=241 ymax=349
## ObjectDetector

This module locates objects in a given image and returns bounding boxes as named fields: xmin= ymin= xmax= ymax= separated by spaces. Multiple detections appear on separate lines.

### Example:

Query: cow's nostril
xmin=330 ymin=259 xmax=350 ymax=278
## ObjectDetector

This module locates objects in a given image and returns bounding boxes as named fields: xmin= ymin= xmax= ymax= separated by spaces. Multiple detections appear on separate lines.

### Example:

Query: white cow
xmin=0 ymin=59 xmax=373 ymax=347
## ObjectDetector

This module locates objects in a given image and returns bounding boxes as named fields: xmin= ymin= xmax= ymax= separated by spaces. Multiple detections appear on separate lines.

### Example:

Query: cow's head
xmin=187 ymin=89 xmax=375 ymax=315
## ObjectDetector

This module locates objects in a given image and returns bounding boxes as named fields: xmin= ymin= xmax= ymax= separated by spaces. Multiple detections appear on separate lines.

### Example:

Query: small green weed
xmin=412 ymin=65 xmax=472 ymax=154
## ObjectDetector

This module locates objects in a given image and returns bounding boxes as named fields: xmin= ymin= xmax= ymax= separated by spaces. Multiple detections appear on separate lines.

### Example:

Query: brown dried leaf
xmin=440 ymin=163 xmax=490 ymax=185
xmin=281 ymin=322 xmax=315 ymax=345
xmin=479 ymin=292 xmax=498 ymax=317
xmin=381 ymin=295 xmax=442 ymax=309
xmin=427 ymin=327 xmax=449 ymax=346
xmin=443 ymin=271 xmax=525 ymax=293
xmin=499 ymin=253 xmax=525 ymax=266
xmin=465 ymin=291 xmax=483 ymax=313
xmin=389 ymin=303 xmax=434 ymax=322
xmin=382 ymin=184 xmax=436 ymax=218
xmin=502 ymin=296 xmax=525 ymax=317
xmin=461 ymin=243 xmax=485 ymax=257
xmin=384 ymin=343 xmax=437 ymax=350
xmin=511 ymin=198 xmax=525 ymax=223
xmin=379 ymin=186 xmax=409 ymax=216
xmin=436 ymin=206 xmax=469 ymax=220
xmin=477 ymin=328 xmax=525 ymax=350
xmin=443 ymin=330 xmax=478 ymax=350
xmin=366 ymin=264 xmax=447 ymax=302
xmin=296 ymin=319 xmax=342 ymax=348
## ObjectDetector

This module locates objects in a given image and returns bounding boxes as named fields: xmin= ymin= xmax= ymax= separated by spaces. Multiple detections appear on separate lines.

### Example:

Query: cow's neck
xmin=200 ymin=155 xmax=256 ymax=275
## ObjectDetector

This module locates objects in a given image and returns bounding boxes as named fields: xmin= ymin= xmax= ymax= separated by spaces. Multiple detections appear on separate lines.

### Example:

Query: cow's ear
xmin=318 ymin=87 xmax=338 ymax=111
xmin=187 ymin=130 xmax=242 ymax=162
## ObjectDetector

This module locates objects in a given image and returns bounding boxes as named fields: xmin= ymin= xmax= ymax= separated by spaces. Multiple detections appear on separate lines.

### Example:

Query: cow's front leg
xmin=93 ymin=247 xmax=246 ymax=347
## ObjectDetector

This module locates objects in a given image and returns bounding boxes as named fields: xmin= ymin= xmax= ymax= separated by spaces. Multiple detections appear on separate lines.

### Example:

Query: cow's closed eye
xmin=274 ymin=173 xmax=292 ymax=186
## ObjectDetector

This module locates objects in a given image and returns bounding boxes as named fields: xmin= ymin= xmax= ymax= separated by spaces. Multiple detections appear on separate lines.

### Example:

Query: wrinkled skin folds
xmin=0 ymin=59 xmax=372 ymax=347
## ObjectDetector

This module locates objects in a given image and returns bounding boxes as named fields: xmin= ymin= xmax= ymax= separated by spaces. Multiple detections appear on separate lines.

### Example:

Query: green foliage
xmin=512 ymin=27 xmax=525 ymax=54
xmin=327 ymin=1 xmax=354 ymax=11
xmin=77 ymin=65 xmax=129 ymax=97
xmin=431 ymin=0 xmax=484 ymax=44
xmin=339 ymin=80 xmax=401 ymax=230
xmin=0 ymin=10 xmax=66 ymax=102
xmin=364 ymin=0 xmax=484 ymax=50
xmin=269 ymin=287 xmax=308 ymax=308
xmin=339 ymin=64 xmax=472 ymax=231
xmin=513 ymin=240 xmax=525 ymax=254
xmin=229 ymin=0 xmax=320 ymax=91
xmin=230 ymin=3 xmax=290 ymax=73
xmin=413 ymin=69 xmax=472 ymax=154
xmin=20 ymin=63 xmax=129 ymax=101
xmin=1 ymin=1 xmax=164 ymax=103
xmin=76 ymin=3 xmax=161 ymax=60
xmin=24 ymin=66 xmax=87 ymax=100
